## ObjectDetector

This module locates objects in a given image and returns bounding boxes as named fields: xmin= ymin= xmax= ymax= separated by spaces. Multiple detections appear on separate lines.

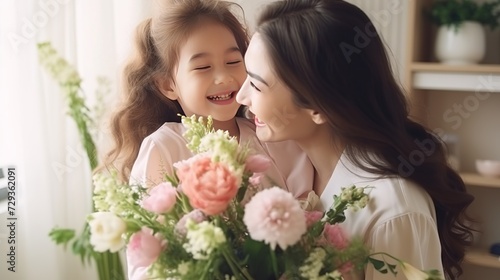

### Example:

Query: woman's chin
xmin=256 ymin=127 xmax=283 ymax=143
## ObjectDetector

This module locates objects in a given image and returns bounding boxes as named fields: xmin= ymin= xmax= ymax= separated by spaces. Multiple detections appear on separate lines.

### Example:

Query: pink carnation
xmin=245 ymin=154 xmax=272 ymax=173
xmin=243 ymin=187 xmax=306 ymax=250
xmin=127 ymin=227 xmax=165 ymax=268
xmin=176 ymin=156 xmax=238 ymax=215
xmin=141 ymin=182 xmax=177 ymax=214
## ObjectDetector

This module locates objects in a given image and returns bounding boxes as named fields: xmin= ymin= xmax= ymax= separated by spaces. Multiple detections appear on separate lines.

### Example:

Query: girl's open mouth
xmin=207 ymin=92 xmax=236 ymax=105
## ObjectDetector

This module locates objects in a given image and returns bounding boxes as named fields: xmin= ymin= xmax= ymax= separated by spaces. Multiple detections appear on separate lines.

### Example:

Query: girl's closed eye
xmin=227 ymin=60 xmax=242 ymax=65
xmin=250 ymin=81 xmax=261 ymax=92
xmin=194 ymin=65 xmax=211 ymax=70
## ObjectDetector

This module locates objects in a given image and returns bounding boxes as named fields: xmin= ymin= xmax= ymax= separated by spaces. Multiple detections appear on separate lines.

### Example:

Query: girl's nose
xmin=214 ymin=69 xmax=234 ymax=85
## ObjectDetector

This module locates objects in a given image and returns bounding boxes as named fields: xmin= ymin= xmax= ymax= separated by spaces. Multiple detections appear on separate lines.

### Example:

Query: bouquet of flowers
xmin=89 ymin=116 xmax=442 ymax=280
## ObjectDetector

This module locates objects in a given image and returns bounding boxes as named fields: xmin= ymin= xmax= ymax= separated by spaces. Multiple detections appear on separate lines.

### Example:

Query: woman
xmin=236 ymin=0 xmax=474 ymax=279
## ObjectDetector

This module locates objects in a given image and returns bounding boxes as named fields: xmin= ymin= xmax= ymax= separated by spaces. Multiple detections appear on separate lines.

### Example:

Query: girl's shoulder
xmin=142 ymin=122 xmax=187 ymax=147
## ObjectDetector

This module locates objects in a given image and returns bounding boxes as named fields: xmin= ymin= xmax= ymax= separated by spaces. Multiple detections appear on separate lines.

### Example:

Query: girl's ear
xmin=309 ymin=110 xmax=327 ymax=125
xmin=156 ymin=77 xmax=178 ymax=100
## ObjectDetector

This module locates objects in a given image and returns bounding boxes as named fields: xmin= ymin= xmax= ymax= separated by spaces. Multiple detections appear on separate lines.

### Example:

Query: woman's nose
xmin=236 ymin=78 xmax=250 ymax=105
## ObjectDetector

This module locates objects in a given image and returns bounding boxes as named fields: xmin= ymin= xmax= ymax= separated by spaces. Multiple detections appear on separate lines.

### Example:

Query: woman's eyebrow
xmin=247 ymin=70 xmax=269 ymax=87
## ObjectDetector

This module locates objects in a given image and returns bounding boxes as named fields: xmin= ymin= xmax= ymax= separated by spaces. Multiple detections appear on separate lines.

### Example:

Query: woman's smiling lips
xmin=254 ymin=116 xmax=266 ymax=127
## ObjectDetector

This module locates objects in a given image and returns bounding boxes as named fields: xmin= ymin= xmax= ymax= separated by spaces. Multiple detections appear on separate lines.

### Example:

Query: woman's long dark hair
xmin=256 ymin=0 xmax=474 ymax=278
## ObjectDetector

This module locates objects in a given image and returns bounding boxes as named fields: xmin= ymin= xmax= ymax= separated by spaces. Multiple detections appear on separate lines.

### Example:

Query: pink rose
xmin=245 ymin=154 xmax=272 ymax=173
xmin=176 ymin=156 xmax=239 ymax=215
xmin=304 ymin=211 xmax=323 ymax=228
xmin=323 ymin=224 xmax=349 ymax=250
xmin=322 ymin=224 xmax=353 ymax=274
xmin=141 ymin=182 xmax=177 ymax=214
xmin=249 ymin=173 xmax=264 ymax=186
xmin=174 ymin=209 xmax=207 ymax=237
xmin=127 ymin=227 xmax=165 ymax=268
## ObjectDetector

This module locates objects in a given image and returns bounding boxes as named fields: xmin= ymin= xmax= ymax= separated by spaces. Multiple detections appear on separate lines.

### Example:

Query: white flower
xmin=299 ymin=247 xmax=327 ymax=279
xmin=340 ymin=189 xmax=352 ymax=202
xmin=88 ymin=212 xmax=126 ymax=252
xmin=200 ymin=130 xmax=242 ymax=168
xmin=177 ymin=262 xmax=191 ymax=276
xmin=401 ymin=262 xmax=431 ymax=280
xmin=183 ymin=220 xmax=226 ymax=260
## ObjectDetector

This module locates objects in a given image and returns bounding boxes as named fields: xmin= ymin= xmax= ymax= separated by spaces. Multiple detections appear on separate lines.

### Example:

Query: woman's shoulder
xmin=370 ymin=176 xmax=434 ymax=211
xmin=326 ymin=155 xmax=436 ymax=219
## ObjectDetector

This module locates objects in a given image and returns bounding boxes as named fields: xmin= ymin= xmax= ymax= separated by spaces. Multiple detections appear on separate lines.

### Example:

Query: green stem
xmin=368 ymin=252 xmax=404 ymax=265
xmin=270 ymin=249 xmax=279 ymax=279
xmin=201 ymin=257 xmax=214 ymax=280
xmin=220 ymin=245 xmax=253 ymax=280
xmin=96 ymin=252 xmax=124 ymax=280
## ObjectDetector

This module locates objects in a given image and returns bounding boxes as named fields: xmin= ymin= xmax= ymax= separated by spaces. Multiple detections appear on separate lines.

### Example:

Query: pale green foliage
xmin=38 ymin=41 xmax=124 ymax=280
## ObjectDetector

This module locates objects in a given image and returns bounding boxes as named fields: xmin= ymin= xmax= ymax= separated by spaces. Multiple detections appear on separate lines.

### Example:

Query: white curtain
xmin=0 ymin=1 xmax=151 ymax=279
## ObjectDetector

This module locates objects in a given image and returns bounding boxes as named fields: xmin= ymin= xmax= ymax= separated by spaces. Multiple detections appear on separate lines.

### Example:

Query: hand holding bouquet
xmin=89 ymin=116 xmax=443 ymax=280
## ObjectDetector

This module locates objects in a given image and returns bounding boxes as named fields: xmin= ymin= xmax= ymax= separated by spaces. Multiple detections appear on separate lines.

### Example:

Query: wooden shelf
xmin=465 ymin=248 xmax=500 ymax=269
xmin=411 ymin=63 xmax=500 ymax=74
xmin=410 ymin=64 xmax=500 ymax=92
xmin=460 ymin=173 xmax=500 ymax=189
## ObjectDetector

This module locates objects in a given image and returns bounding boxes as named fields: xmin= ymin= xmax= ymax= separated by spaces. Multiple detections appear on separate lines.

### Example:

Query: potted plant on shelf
xmin=428 ymin=0 xmax=500 ymax=65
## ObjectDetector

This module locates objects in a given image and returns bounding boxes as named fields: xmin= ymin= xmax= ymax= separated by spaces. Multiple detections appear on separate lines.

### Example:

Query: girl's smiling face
xmin=163 ymin=19 xmax=246 ymax=121
xmin=236 ymin=33 xmax=321 ymax=143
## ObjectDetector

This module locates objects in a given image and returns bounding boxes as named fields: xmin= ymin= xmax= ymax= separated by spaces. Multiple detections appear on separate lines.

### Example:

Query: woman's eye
xmin=194 ymin=66 xmax=210 ymax=70
xmin=250 ymin=81 xmax=261 ymax=92
xmin=227 ymin=60 xmax=241 ymax=65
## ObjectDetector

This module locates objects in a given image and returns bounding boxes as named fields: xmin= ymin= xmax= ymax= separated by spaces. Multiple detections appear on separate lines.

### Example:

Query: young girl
xmin=237 ymin=0 xmax=475 ymax=279
xmin=102 ymin=0 xmax=313 ymax=279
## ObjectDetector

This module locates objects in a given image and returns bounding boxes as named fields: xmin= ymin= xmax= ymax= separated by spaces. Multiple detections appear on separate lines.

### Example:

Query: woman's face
xmin=236 ymin=33 xmax=320 ymax=142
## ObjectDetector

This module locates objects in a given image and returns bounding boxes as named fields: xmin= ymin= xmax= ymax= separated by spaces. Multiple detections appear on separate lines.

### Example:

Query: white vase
xmin=435 ymin=21 xmax=486 ymax=65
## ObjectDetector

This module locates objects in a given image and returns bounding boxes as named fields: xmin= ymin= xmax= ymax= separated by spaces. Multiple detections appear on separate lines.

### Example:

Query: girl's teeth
xmin=208 ymin=93 xmax=232 ymax=101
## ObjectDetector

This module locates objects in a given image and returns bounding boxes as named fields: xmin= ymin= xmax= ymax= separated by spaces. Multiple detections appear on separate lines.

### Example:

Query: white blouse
xmin=319 ymin=153 xmax=444 ymax=280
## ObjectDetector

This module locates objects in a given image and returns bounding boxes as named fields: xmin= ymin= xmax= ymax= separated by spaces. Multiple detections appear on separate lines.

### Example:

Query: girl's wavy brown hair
xmin=100 ymin=0 xmax=249 ymax=181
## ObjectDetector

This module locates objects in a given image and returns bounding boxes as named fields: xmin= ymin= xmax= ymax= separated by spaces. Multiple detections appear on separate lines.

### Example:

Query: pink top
xmin=127 ymin=117 xmax=313 ymax=279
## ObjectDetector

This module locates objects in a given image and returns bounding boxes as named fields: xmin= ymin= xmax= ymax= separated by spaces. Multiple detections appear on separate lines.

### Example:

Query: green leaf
xmin=236 ymin=185 xmax=248 ymax=202
xmin=243 ymin=239 xmax=274 ymax=279
xmin=48 ymin=228 xmax=76 ymax=248
xmin=388 ymin=263 xmax=398 ymax=274
xmin=427 ymin=0 xmax=500 ymax=30
xmin=368 ymin=257 xmax=387 ymax=273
